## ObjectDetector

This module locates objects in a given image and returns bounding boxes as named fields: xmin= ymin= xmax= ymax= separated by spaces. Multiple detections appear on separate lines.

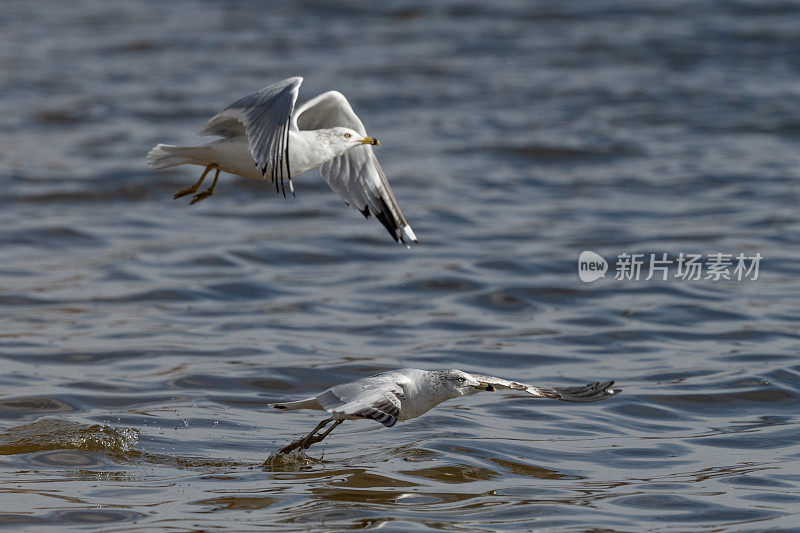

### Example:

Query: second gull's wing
xmin=294 ymin=91 xmax=418 ymax=246
xmin=470 ymin=374 xmax=620 ymax=402
xmin=315 ymin=372 xmax=406 ymax=427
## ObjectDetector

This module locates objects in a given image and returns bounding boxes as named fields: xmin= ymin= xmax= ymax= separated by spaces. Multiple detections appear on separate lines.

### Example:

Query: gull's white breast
xmin=396 ymin=369 xmax=447 ymax=422
xmin=206 ymin=130 xmax=336 ymax=181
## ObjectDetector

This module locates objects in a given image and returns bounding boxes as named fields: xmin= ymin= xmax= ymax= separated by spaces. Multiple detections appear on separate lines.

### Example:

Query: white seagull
xmin=147 ymin=77 xmax=417 ymax=246
xmin=269 ymin=369 xmax=620 ymax=454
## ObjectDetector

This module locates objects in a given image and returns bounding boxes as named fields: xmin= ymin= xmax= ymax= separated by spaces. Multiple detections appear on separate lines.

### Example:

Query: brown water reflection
xmin=195 ymin=495 xmax=281 ymax=512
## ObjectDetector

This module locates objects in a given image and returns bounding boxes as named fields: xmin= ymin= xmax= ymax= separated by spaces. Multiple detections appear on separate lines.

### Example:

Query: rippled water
xmin=2 ymin=0 xmax=800 ymax=530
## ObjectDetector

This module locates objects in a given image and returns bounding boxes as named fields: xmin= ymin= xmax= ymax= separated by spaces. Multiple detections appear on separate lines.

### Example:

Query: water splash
xmin=263 ymin=447 xmax=320 ymax=471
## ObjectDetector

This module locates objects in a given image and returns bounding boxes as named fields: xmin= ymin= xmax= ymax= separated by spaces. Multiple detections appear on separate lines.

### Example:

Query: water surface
xmin=2 ymin=0 xmax=800 ymax=530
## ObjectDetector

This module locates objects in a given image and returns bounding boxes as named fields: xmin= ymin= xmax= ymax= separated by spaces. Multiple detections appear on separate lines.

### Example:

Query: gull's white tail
xmin=146 ymin=144 xmax=211 ymax=169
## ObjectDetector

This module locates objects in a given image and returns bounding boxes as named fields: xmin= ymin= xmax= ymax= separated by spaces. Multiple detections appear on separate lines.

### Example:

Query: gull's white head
xmin=433 ymin=369 xmax=485 ymax=398
xmin=319 ymin=127 xmax=379 ymax=156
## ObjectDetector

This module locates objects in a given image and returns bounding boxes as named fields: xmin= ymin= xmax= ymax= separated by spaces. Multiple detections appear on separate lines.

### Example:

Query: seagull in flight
xmin=147 ymin=77 xmax=417 ymax=246
xmin=269 ymin=368 xmax=620 ymax=454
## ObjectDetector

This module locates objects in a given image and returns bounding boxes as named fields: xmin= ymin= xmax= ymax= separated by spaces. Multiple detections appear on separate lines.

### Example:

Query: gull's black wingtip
xmin=551 ymin=380 xmax=620 ymax=402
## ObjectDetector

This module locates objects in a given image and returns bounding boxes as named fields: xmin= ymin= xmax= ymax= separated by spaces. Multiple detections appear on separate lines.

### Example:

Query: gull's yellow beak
xmin=360 ymin=137 xmax=380 ymax=146
xmin=476 ymin=382 xmax=495 ymax=392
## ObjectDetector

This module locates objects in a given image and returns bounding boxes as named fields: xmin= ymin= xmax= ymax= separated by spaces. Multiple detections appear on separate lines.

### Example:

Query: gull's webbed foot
xmin=174 ymin=185 xmax=200 ymax=199
xmin=176 ymin=164 xmax=219 ymax=202
xmin=190 ymin=189 xmax=214 ymax=204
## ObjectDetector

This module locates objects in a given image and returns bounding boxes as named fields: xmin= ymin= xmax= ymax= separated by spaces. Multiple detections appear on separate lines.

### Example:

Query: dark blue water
xmin=2 ymin=0 xmax=800 ymax=530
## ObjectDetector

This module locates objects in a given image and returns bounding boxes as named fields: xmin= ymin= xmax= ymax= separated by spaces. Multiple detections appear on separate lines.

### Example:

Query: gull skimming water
xmin=269 ymin=369 xmax=620 ymax=454
xmin=147 ymin=77 xmax=417 ymax=246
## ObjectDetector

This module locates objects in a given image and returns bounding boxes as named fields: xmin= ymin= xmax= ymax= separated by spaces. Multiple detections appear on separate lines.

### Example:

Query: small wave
xmin=0 ymin=418 xmax=139 ymax=456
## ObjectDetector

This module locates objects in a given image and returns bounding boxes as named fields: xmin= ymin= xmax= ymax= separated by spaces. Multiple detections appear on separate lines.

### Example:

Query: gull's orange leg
xmin=174 ymin=164 xmax=218 ymax=199
xmin=190 ymin=165 xmax=221 ymax=204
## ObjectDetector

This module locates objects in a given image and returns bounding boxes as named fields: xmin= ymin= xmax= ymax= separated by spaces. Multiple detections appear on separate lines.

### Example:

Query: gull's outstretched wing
xmin=315 ymin=372 xmax=406 ymax=427
xmin=294 ymin=91 xmax=418 ymax=246
xmin=470 ymin=374 xmax=620 ymax=402
xmin=200 ymin=76 xmax=302 ymax=197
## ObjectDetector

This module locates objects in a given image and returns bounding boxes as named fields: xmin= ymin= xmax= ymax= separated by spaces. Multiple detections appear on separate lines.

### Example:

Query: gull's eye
xmin=344 ymin=133 xmax=351 ymax=139
xmin=457 ymin=377 xmax=466 ymax=383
